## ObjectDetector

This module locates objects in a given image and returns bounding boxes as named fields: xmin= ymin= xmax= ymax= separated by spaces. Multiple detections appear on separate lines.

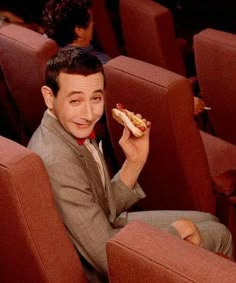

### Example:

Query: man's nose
xmin=81 ymin=103 xmax=93 ymax=120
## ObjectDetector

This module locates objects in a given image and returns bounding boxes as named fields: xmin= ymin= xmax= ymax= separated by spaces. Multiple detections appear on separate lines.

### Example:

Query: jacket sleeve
xmin=46 ymin=159 xmax=119 ymax=275
xmin=110 ymin=172 xmax=146 ymax=216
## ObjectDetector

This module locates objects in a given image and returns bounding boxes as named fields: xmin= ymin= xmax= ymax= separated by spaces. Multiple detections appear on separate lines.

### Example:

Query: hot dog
xmin=112 ymin=103 xmax=147 ymax=137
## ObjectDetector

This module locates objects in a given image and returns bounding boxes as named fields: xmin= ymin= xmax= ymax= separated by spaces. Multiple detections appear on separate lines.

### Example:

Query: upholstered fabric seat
xmin=107 ymin=221 xmax=236 ymax=282
xmin=0 ymin=136 xmax=87 ymax=282
xmin=0 ymin=24 xmax=58 ymax=145
xmin=120 ymin=0 xmax=191 ymax=77
xmin=194 ymin=28 xmax=236 ymax=145
xmin=104 ymin=56 xmax=236 ymax=252
xmin=92 ymin=0 xmax=121 ymax=58
xmin=104 ymin=55 xmax=213 ymax=211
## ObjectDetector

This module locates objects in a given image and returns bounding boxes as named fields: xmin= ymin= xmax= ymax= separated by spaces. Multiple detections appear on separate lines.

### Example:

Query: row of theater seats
xmin=1 ymin=21 xmax=236 ymax=208
xmin=1 ymin=122 xmax=236 ymax=282
xmin=104 ymin=56 xmax=236 ymax=249
xmin=120 ymin=0 xmax=236 ymax=146
xmin=94 ymin=0 xmax=236 ymax=146
xmin=1 ymin=2 xmax=236 ymax=281
xmin=2 ymin=0 xmax=236 ymax=147
xmin=0 ymin=0 xmax=121 ymax=145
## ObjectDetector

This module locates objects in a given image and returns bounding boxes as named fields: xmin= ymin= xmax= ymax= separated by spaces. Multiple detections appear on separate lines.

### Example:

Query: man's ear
xmin=74 ymin=26 xmax=83 ymax=40
xmin=41 ymin=86 xmax=55 ymax=110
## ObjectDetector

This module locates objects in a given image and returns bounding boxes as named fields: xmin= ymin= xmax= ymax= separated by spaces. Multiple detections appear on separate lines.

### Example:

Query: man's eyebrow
xmin=93 ymin=89 xmax=104 ymax=94
xmin=66 ymin=89 xmax=104 ymax=97
xmin=66 ymin=91 xmax=83 ymax=97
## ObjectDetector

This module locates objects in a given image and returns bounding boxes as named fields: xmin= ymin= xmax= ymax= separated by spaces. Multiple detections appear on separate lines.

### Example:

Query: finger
xmin=120 ymin=125 xmax=130 ymax=141
xmin=146 ymin=121 xmax=151 ymax=128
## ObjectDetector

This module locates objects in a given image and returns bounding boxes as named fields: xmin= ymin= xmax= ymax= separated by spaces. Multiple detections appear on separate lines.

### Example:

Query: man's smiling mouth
xmin=73 ymin=122 xmax=92 ymax=128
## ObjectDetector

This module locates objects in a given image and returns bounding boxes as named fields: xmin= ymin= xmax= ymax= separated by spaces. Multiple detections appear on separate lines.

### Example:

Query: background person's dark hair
xmin=45 ymin=48 xmax=105 ymax=96
xmin=0 ymin=0 xmax=46 ymax=25
xmin=42 ymin=0 xmax=92 ymax=47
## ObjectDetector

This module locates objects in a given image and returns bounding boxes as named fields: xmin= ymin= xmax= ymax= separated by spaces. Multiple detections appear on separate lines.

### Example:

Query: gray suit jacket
xmin=28 ymin=111 xmax=145 ymax=274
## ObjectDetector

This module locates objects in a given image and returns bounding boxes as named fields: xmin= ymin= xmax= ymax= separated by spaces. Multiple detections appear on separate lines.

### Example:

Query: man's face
xmin=50 ymin=72 xmax=104 ymax=139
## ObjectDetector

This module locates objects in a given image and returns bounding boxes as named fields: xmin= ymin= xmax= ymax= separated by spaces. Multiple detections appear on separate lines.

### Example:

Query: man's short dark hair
xmin=45 ymin=48 xmax=105 ymax=96
xmin=42 ymin=0 xmax=92 ymax=46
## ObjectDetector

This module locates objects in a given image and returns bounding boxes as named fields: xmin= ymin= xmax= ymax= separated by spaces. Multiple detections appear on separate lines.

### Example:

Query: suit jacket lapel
xmin=42 ymin=111 xmax=111 ymax=213
xmin=92 ymin=140 xmax=116 ymax=218
xmin=79 ymin=144 xmax=112 ymax=216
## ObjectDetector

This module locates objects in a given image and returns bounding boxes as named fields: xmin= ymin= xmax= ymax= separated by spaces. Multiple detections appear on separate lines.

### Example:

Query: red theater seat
xmin=104 ymin=56 xmax=236 ymax=251
xmin=120 ymin=0 xmax=193 ymax=77
xmin=1 ymin=136 xmax=235 ymax=282
xmin=0 ymin=136 xmax=87 ymax=282
xmin=194 ymin=28 xmax=236 ymax=145
xmin=107 ymin=221 xmax=236 ymax=282
xmin=0 ymin=24 xmax=58 ymax=144
xmin=92 ymin=0 xmax=121 ymax=58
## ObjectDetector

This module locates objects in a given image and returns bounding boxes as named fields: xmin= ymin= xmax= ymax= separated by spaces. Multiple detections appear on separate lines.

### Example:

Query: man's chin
xmin=67 ymin=122 xmax=97 ymax=138
xmin=72 ymin=129 xmax=94 ymax=139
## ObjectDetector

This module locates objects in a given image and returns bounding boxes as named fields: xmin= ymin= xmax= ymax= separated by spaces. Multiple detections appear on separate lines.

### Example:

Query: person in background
xmin=42 ymin=0 xmax=110 ymax=65
xmin=0 ymin=0 xmax=45 ymax=33
xmin=28 ymin=48 xmax=233 ymax=282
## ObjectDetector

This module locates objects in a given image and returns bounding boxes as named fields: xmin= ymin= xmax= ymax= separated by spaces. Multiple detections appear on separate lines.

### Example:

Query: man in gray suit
xmin=28 ymin=48 xmax=233 ymax=281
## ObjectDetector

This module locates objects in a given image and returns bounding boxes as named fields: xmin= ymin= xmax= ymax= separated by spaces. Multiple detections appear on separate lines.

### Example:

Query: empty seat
xmin=120 ymin=0 xmax=188 ymax=76
xmin=194 ymin=28 xmax=236 ymax=145
xmin=0 ymin=24 xmax=58 ymax=144
xmin=92 ymin=0 xmax=121 ymax=58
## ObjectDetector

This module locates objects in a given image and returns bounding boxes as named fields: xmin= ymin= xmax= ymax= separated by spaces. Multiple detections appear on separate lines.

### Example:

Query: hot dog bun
xmin=112 ymin=104 xmax=147 ymax=137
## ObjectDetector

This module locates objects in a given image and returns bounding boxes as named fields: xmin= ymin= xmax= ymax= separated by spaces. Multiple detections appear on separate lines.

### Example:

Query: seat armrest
xmin=200 ymin=131 xmax=236 ymax=178
xmin=213 ymin=170 xmax=236 ymax=197
xmin=107 ymin=221 xmax=236 ymax=282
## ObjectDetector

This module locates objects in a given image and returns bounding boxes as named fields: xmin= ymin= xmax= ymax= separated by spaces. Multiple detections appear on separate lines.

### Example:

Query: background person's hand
xmin=193 ymin=97 xmax=205 ymax=116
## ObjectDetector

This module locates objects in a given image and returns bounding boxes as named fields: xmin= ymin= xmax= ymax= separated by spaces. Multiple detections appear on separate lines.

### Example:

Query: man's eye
xmin=93 ymin=96 xmax=102 ymax=102
xmin=70 ymin=100 xmax=80 ymax=104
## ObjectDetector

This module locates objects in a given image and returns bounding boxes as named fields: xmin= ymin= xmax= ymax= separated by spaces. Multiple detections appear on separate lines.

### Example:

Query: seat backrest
xmin=120 ymin=0 xmax=186 ymax=76
xmin=0 ymin=67 xmax=22 ymax=141
xmin=107 ymin=221 xmax=236 ymax=282
xmin=194 ymin=28 xmax=236 ymax=145
xmin=0 ymin=22 xmax=22 ymax=142
xmin=0 ymin=24 xmax=58 ymax=143
xmin=104 ymin=56 xmax=215 ymax=212
xmin=92 ymin=0 xmax=121 ymax=58
xmin=0 ymin=136 xmax=87 ymax=283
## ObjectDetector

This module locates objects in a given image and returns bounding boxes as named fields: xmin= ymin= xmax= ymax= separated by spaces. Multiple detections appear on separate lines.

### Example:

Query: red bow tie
xmin=77 ymin=130 xmax=96 ymax=145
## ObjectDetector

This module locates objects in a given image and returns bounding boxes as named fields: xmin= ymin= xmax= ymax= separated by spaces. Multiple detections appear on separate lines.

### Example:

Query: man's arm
xmin=110 ymin=172 xmax=146 ymax=216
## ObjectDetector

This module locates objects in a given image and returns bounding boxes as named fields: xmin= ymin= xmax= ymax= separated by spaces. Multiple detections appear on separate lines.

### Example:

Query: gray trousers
xmin=128 ymin=210 xmax=233 ymax=258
